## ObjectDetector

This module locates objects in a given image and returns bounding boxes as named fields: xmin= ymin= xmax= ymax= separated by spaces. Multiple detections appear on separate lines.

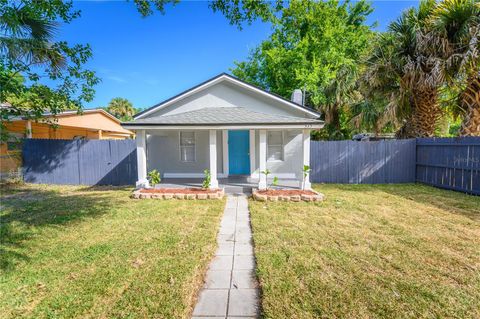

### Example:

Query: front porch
xmin=156 ymin=176 xmax=301 ymax=194
xmin=134 ymin=128 xmax=313 ymax=191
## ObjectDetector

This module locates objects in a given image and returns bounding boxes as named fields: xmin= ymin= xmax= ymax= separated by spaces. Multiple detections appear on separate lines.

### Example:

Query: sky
xmin=59 ymin=1 xmax=419 ymax=110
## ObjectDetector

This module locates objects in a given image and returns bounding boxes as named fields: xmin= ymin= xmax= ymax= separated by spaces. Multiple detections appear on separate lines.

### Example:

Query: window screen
xmin=180 ymin=131 xmax=195 ymax=162
xmin=267 ymin=131 xmax=283 ymax=161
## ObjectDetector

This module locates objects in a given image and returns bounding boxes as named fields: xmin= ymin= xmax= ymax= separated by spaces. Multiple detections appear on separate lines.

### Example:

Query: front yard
xmin=250 ymin=184 xmax=480 ymax=318
xmin=2 ymin=183 xmax=479 ymax=318
xmin=0 ymin=184 xmax=224 ymax=318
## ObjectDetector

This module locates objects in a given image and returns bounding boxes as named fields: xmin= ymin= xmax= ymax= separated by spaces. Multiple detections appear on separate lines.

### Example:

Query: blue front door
xmin=228 ymin=130 xmax=250 ymax=175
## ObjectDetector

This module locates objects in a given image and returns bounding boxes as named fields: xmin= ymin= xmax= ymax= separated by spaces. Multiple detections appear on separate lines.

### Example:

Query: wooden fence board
xmin=23 ymin=139 xmax=137 ymax=186
xmin=310 ymin=139 xmax=416 ymax=184
xmin=416 ymin=137 xmax=480 ymax=195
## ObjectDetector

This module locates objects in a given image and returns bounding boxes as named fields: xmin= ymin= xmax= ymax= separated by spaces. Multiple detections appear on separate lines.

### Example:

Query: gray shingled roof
xmin=124 ymin=107 xmax=323 ymax=126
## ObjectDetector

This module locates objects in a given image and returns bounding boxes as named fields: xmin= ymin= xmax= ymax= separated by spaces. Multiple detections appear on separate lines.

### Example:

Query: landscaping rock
xmin=175 ymin=194 xmax=185 ymax=199
xmin=163 ymin=194 xmax=174 ymax=200
xmin=268 ymin=195 xmax=278 ymax=202
xmin=290 ymin=195 xmax=301 ymax=202
xmin=255 ymin=194 xmax=267 ymax=202
xmin=186 ymin=194 xmax=196 ymax=200
xmin=208 ymin=193 xmax=219 ymax=199
xmin=197 ymin=193 xmax=208 ymax=200
xmin=301 ymin=195 xmax=313 ymax=202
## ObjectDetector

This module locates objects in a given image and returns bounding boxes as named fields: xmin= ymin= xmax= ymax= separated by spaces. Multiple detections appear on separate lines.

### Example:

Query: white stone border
xmin=131 ymin=188 xmax=225 ymax=200
xmin=252 ymin=188 xmax=324 ymax=202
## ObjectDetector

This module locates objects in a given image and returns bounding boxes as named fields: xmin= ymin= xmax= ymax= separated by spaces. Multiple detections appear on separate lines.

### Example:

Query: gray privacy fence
xmin=310 ymin=139 xmax=416 ymax=184
xmin=21 ymin=137 xmax=479 ymax=194
xmin=23 ymin=139 xmax=137 ymax=185
xmin=416 ymin=137 xmax=480 ymax=195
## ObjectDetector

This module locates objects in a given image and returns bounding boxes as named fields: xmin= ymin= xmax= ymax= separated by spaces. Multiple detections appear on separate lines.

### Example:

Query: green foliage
xmin=147 ymin=169 xmax=161 ymax=185
xmin=272 ymin=176 xmax=279 ymax=187
xmin=132 ymin=0 xmax=282 ymax=29
xmin=302 ymin=165 xmax=310 ymax=190
xmin=231 ymin=0 xmax=375 ymax=139
xmin=105 ymin=97 xmax=137 ymax=121
xmin=0 ymin=0 xmax=99 ymax=142
xmin=261 ymin=169 xmax=271 ymax=179
xmin=360 ymin=0 xmax=480 ymax=137
xmin=202 ymin=169 xmax=211 ymax=189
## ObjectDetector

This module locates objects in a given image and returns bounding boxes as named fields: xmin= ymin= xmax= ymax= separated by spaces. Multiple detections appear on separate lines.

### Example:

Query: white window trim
xmin=267 ymin=130 xmax=284 ymax=162
xmin=179 ymin=131 xmax=196 ymax=162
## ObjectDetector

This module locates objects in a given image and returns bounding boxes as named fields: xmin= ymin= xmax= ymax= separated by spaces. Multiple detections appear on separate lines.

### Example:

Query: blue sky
xmin=60 ymin=1 xmax=419 ymax=110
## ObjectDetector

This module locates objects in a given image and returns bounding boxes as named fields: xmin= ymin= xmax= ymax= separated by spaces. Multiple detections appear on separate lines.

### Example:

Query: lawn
xmin=0 ymin=183 xmax=224 ymax=319
xmin=250 ymin=184 xmax=480 ymax=319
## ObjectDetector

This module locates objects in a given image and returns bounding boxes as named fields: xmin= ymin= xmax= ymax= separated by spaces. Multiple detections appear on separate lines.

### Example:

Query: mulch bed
xmin=141 ymin=188 xmax=220 ymax=194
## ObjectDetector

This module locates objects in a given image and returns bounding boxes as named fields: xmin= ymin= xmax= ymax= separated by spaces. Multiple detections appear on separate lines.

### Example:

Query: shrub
xmin=147 ymin=169 xmax=161 ymax=186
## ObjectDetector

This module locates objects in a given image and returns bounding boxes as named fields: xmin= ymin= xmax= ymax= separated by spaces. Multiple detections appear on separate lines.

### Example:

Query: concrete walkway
xmin=192 ymin=195 xmax=260 ymax=319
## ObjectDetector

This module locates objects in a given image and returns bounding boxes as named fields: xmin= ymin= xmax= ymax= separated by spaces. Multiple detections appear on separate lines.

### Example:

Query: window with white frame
xmin=179 ymin=131 xmax=196 ymax=162
xmin=267 ymin=131 xmax=283 ymax=161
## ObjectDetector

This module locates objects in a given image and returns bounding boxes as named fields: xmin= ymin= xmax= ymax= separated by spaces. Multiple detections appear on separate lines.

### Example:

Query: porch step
xmin=223 ymin=185 xmax=253 ymax=195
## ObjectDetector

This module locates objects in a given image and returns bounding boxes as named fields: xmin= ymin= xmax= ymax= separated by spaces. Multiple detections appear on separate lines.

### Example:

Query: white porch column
xmin=258 ymin=129 xmax=267 ymax=190
xmin=136 ymin=129 xmax=149 ymax=188
xmin=302 ymin=129 xmax=312 ymax=190
xmin=26 ymin=120 xmax=32 ymax=138
xmin=209 ymin=130 xmax=219 ymax=189
xmin=222 ymin=130 xmax=229 ymax=176
xmin=249 ymin=129 xmax=256 ymax=176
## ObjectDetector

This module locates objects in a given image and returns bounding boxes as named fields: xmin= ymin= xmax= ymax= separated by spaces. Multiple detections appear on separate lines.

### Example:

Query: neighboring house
xmin=1 ymin=109 xmax=134 ymax=179
xmin=122 ymin=73 xmax=324 ymax=190
xmin=4 ymin=109 xmax=134 ymax=140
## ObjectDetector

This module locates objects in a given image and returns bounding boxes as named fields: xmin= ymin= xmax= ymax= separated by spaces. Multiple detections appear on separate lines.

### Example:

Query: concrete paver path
xmin=192 ymin=195 xmax=260 ymax=319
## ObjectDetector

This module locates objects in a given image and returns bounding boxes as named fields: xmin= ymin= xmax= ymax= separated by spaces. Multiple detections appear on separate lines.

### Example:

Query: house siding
xmin=147 ymin=82 xmax=314 ymax=119
xmin=253 ymin=129 xmax=303 ymax=179
xmin=146 ymin=130 xmax=224 ymax=176
xmin=145 ymin=128 xmax=302 ymax=179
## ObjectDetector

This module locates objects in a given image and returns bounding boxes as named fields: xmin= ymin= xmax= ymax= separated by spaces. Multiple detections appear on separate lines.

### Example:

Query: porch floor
xmin=156 ymin=176 xmax=301 ymax=194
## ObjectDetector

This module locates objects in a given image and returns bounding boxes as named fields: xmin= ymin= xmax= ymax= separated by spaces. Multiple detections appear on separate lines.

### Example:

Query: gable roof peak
xmin=134 ymin=73 xmax=320 ymax=120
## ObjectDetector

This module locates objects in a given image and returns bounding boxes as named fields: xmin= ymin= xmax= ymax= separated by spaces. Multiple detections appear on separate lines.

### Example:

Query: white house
xmin=122 ymin=73 xmax=324 ymax=190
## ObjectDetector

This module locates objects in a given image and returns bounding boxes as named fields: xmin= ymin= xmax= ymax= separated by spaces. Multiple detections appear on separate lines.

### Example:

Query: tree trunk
xmin=396 ymin=88 xmax=441 ymax=138
xmin=460 ymin=75 xmax=480 ymax=136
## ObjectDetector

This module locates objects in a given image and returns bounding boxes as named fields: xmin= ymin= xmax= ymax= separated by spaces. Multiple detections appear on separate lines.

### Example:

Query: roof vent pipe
xmin=291 ymin=89 xmax=303 ymax=105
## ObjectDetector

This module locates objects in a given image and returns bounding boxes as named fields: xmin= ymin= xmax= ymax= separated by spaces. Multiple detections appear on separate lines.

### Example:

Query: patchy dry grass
xmin=0 ymin=184 xmax=224 ymax=319
xmin=250 ymin=184 xmax=480 ymax=319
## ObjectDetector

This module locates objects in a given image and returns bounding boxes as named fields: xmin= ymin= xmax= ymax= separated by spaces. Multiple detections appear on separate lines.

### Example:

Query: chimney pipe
xmin=291 ymin=89 xmax=303 ymax=105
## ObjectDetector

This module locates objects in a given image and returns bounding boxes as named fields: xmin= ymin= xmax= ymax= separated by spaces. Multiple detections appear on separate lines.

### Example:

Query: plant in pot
xmin=147 ymin=169 xmax=161 ymax=187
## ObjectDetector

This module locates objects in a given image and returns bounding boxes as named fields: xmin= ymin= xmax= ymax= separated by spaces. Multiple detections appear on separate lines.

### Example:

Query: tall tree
xmin=105 ymin=97 xmax=136 ymax=121
xmin=432 ymin=0 xmax=480 ymax=136
xmin=0 ymin=0 xmax=99 ymax=142
xmin=362 ymin=0 xmax=447 ymax=138
xmin=132 ymin=0 xmax=284 ymax=28
xmin=231 ymin=0 xmax=374 ymax=139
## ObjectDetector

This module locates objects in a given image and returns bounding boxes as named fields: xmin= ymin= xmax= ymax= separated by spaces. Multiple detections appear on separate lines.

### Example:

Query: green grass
xmin=250 ymin=184 xmax=480 ymax=319
xmin=0 ymin=183 xmax=224 ymax=319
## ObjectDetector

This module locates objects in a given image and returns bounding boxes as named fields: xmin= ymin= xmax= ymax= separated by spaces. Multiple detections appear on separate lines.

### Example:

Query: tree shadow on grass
xmin=322 ymin=183 xmax=480 ymax=222
xmin=0 ymin=184 xmax=123 ymax=272
xmin=381 ymin=184 xmax=480 ymax=222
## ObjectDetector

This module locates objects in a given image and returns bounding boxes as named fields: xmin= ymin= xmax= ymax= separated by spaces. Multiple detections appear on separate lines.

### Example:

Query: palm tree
xmin=0 ymin=5 xmax=65 ymax=75
xmin=106 ymin=98 xmax=136 ymax=121
xmin=432 ymin=0 xmax=480 ymax=136
xmin=363 ymin=0 xmax=444 ymax=138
